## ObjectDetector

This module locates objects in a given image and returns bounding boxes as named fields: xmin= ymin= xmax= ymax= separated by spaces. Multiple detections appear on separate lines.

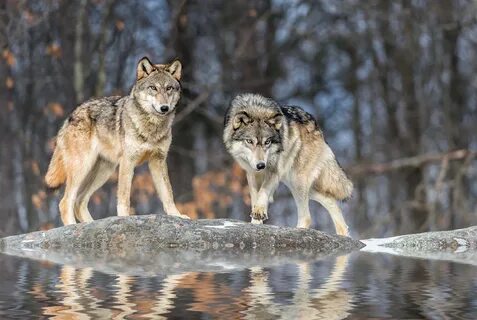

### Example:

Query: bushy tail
xmin=45 ymin=146 xmax=66 ymax=189
xmin=314 ymin=159 xmax=353 ymax=201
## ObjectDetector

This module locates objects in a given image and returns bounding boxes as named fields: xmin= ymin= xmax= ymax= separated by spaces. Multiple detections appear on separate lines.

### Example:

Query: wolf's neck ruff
xmin=127 ymin=98 xmax=174 ymax=143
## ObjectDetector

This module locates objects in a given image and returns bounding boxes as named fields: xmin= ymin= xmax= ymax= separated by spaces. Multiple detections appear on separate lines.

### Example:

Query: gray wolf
xmin=45 ymin=57 xmax=189 ymax=225
xmin=223 ymin=93 xmax=353 ymax=236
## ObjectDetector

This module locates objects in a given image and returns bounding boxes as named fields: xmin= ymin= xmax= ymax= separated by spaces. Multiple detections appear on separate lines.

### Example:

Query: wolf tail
xmin=314 ymin=158 xmax=353 ymax=201
xmin=45 ymin=144 xmax=66 ymax=189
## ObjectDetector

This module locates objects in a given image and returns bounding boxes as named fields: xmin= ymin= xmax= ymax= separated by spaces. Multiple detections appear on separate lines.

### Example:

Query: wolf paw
xmin=168 ymin=211 xmax=190 ymax=220
xmin=251 ymin=205 xmax=268 ymax=222
xmin=251 ymin=218 xmax=263 ymax=224
xmin=336 ymin=224 xmax=349 ymax=237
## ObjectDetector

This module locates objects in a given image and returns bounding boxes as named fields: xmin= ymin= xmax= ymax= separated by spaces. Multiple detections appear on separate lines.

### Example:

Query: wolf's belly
xmin=96 ymin=138 xmax=121 ymax=163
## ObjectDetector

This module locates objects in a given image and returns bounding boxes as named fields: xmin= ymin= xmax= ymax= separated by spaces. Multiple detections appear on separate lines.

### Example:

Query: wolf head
xmin=132 ymin=57 xmax=182 ymax=115
xmin=224 ymin=94 xmax=285 ymax=172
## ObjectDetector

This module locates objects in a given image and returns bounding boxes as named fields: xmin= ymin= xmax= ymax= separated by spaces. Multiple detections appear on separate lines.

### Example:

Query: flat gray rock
xmin=380 ymin=226 xmax=477 ymax=251
xmin=361 ymin=226 xmax=477 ymax=266
xmin=0 ymin=215 xmax=363 ymax=275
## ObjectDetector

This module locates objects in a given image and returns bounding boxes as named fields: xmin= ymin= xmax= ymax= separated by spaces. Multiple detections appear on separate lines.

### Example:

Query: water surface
xmin=0 ymin=251 xmax=476 ymax=319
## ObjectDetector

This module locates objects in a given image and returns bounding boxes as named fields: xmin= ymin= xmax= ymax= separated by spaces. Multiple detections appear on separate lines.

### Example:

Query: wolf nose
xmin=160 ymin=105 xmax=169 ymax=113
xmin=256 ymin=162 xmax=266 ymax=171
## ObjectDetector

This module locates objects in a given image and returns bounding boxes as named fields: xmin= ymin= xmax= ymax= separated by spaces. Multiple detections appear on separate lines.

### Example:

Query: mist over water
xmin=1 ymin=252 xmax=476 ymax=319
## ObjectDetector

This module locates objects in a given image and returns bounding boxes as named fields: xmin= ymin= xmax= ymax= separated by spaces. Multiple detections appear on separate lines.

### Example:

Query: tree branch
xmin=348 ymin=149 xmax=476 ymax=176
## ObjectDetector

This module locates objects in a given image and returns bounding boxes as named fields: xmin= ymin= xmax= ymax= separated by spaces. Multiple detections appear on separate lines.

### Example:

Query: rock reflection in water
xmin=0 ymin=253 xmax=351 ymax=319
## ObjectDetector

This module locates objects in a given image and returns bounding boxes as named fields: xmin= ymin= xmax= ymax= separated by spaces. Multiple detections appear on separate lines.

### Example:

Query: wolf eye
xmin=149 ymin=85 xmax=157 ymax=91
xmin=265 ymin=139 xmax=272 ymax=146
xmin=166 ymin=85 xmax=173 ymax=91
xmin=246 ymin=139 xmax=253 ymax=144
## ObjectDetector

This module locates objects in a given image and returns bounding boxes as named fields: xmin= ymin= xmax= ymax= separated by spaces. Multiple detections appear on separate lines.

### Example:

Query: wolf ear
xmin=137 ymin=57 xmax=156 ymax=80
xmin=167 ymin=60 xmax=182 ymax=81
xmin=266 ymin=114 xmax=283 ymax=130
xmin=232 ymin=112 xmax=251 ymax=130
xmin=156 ymin=60 xmax=182 ymax=81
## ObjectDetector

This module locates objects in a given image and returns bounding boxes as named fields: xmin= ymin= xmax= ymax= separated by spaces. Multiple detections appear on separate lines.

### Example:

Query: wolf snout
xmin=160 ymin=105 xmax=170 ymax=113
xmin=256 ymin=162 xmax=266 ymax=171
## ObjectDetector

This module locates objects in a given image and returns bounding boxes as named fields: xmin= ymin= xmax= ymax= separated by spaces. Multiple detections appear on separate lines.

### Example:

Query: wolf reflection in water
xmin=1 ymin=252 xmax=477 ymax=319
xmin=0 ymin=254 xmax=351 ymax=319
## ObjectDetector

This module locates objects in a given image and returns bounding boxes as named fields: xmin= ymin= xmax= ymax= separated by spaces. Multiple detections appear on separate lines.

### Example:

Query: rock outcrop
xmin=0 ymin=215 xmax=364 ymax=275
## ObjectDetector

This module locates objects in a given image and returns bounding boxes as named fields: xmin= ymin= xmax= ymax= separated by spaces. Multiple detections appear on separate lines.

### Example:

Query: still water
xmin=0 ymin=251 xmax=476 ymax=319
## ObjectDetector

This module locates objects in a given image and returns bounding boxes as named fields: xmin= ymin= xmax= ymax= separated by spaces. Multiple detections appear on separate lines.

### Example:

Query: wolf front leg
xmin=246 ymin=172 xmax=259 ymax=207
xmin=290 ymin=186 xmax=311 ymax=228
xmin=149 ymin=157 xmax=189 ymax=219
xmin=251 ymin=174 xmax=280 ymax=224
xmin=117 ymin=158 xmax=135 ymax=216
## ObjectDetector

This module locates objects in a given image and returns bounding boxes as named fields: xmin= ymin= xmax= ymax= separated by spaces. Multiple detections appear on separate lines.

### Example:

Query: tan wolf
xmin=223 ymin=93 xmax=353 ymax=236
xmin=45 ymin=57 xmax=189 ymax=225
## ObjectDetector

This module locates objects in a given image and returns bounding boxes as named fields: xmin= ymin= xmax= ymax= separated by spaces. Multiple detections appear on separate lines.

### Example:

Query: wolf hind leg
xmin=75 ymin=158 xmax=116 ymax=222
xmin=59 ymin=184 xmax=77 ymax=225
xmin=59 ymin=150 xmax=98 ymax=225
xmin=311 ymin=191 xmax=349 ymax=236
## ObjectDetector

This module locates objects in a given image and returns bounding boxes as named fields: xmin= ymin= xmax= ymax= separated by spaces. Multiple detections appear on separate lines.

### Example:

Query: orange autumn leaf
xmin=48 ymin=102 xmax=65 ymax=117
xmin=5 ymin=77 xmax=14 ymax=89
xmin=115 ymin=20 xmax=125 ymax=31
xmin=178 ymin=163 xmax=248 ymax=219
xmin=46 ymin=43 xmax=62 ymax=58
xmin=92 ymin=193 xmax=103 ymax=205
xmin=132 ymin=172 xmax=155 ymax=195
xmin=31 ymin=160 xmax=40 ymax=176
xmin=32 ymin=191 xmax=46 ymax=209
xmin=2 ymin=49 xmax=15 ymax=66
xmin=31 ymin=196 xmax=41 ymax=208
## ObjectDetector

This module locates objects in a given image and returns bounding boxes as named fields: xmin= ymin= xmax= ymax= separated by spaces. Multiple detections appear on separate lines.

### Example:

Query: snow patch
xmin=205 ymin=221 xmax=240 ymax=229
xmin=208 ymin=261 xmax=240 ymax=270
xmin=360 ymin=236 xmax=404 ymax=255
xmin=453 ymin=238 xmax=468 ymax=253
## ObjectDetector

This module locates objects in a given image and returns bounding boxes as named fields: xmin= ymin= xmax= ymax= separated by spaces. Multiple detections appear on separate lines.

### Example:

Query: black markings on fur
xmin=280 ymin=105 xmax=321 ymax=131
xmin=119 ymin=107 xmax=125 ymax=136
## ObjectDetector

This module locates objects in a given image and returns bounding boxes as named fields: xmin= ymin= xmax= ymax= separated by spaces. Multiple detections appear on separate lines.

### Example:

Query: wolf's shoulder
xmin=280 ymin=105 xmax=321 ymax=131
xmin=69 ymin=96 xmax=125 ymax=125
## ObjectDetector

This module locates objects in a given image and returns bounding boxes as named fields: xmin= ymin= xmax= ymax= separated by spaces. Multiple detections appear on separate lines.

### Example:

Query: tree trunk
xmin=73 ymin=0 xmax=87 ymax=103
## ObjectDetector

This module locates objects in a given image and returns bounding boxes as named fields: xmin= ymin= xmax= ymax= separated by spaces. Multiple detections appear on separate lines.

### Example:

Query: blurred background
xmin=0 ymin=0 xmax=476 ymax=237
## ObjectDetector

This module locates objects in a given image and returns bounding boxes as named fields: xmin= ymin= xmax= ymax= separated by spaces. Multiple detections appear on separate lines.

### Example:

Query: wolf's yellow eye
xmin=246 ymin=139 xmax=253 ymax=144
xmin=149 ymin=86 xmax=157 ymax=91
xmin=166 ymin=85 xmax=173 ymax=91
